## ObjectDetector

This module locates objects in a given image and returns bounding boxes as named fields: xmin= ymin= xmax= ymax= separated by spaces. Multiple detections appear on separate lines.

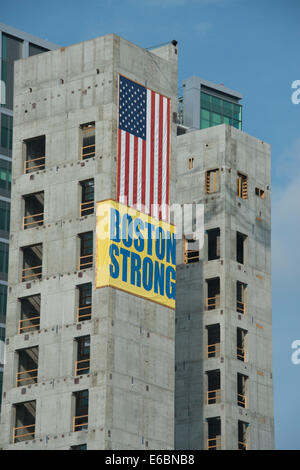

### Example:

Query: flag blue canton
xmin=119 ymin=76 xmax=147 ymax=140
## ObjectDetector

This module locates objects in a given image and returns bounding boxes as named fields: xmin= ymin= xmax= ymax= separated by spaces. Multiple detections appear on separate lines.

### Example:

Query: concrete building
xmin=0 ymin=34 xmax=178 ymax=449
xmin=0 ymin=22 xmax=57 ymax=413
xmin=175 ymin=123 xmax=274 ymax=449
xmin=0 ymin=32 xmax=274 ymax=450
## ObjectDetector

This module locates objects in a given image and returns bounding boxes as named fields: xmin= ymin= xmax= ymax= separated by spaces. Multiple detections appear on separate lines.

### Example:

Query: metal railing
xmin=24 ymin=156 xmax=45 ymax=174
xmin=81 ymin=144 xmax=95 ymax=160
xmin=206 ymin=296 xmax=219 ymax=310
xmin=75 ymin=359 xmax=90 ymax=376
xmin=237 ymin=393 xmax=247 ymax=408
xmin=23 ymin=213 xmax=44 ymax=229
xmin=237 ymin=301 xmax=246 ymax=314
xmin=73 ymin=414 xmax=88 ymax=432
xmin=237 ymin=346 xmax=246 ymax=361
xmin=207 ymin=343 xmax=221 ymax=358
xmin=207 ymin=389 xmax=221 ymax=404
xmin=18 ymin=316 xmax=40 ymax=334
xmin=78 ymin=254 xmax=93 ymax=270
xmin=16 ymin=369 xmax=38 ymax=386
xmin=77 ymin=305 xmax=92 ymax=322
xmin=184 ymin=249 xmax=200 ymax=264
xmin=13 ymin=424 xmax=35 ymax=443
xmin=238 ymin=441 xmax=248 ymax=450
xmin=207 ymin=437 xmax=221 ymax=450
xmin=21 ymin=265 xmax=42 ymax=282
xmin=80 ymin=201 xmax=94 ymax=216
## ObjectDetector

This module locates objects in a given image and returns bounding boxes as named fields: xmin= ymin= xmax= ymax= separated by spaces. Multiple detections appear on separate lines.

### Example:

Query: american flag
xmin=117 ymin=75 xmax=171 ymax=221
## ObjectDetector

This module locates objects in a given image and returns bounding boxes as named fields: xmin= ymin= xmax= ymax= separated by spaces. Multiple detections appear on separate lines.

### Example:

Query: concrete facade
xmin=0 ymin=34 xmax=178 ymax=449
xmin=175 ymin=124 xmax=274 ymax=450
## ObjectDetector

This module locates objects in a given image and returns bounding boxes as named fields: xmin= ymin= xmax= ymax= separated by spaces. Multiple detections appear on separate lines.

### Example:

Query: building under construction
xmin=0 ymin=34 xmax=274 ymax=450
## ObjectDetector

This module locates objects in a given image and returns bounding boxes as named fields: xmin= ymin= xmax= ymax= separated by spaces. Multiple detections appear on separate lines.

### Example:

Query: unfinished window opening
xmin=237 ymin=173 xmax=248 ymax=199
xmin=236 ymin=232 xmax=247 ymax=265
xmin=75 ymin=336 xmax=90 ymax=376
xmin=16 ymin=346 xmax=39 ymax=387
xmin=207 ymin=417 xmax=221 ymax=450
xmin=80 ymin=179 xmax=94 ymax=216
xmin=24 ymin=135 xmax=45 ymax=174
xmin=80 ymin=122 xmax=95 ymax=160
xmin=237 ymin=328 xmax=247 ymax=362
xmin=237 ymin=373 xmax=248 ymax=408
xmin=77 ymin=283 xmax=92 ymax=322
xmin=207 ymin=228 xmax=220 ymax=261
xmin=71 ymin=444 xmax=87 ymax=450
xmin=236 ymin=281 xmax=247 ymax=314
xmin=206 ymin=169 xmax=220 ymax=194
xmin=255 ymin=187 xmax=265 ymax=199
xmin=188 ymin=157 xmax=194 ymax=170
xmin=207 ymin=324 xmax=220 ymax=358
xmin=13 ymin=400 xmax=36 ymax=443
xmin=206 ymin=277 xmax=220 ymax=310
xmin=184 ymin=236 xmax=200 ymax=264
xmin=23 ymin=191 xmax=44 ymax=229
xmin=19 ymin=294 xmax=40 ymax=334
xmin=21 ymin=243 xmax=42 ymax=282
xmin=78 ymin=232 xmax=93 ymax=270
xmin=207 ymin=370 xmax=221 ymax=404
xmin=73 ymin=390 xmax=88 ymax=432
xmin=238 ymin=420 xmax=249 ymax=450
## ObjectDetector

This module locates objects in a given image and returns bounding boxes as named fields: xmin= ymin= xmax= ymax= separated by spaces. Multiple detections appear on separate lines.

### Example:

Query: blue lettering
xmin=133 ymin=218 xmax=144 ymax=252
xmin=122 ymin=214 xmax=133 ymax=248
xmin=155 ymin=227 xmax=165 ymax=261
xmin=142 ymin=257 xmax=153 ymax=291
xmin=110 ymin=209 xmax=120 ymax=242
xmin=120 ymin=247 xmax=130 ymax=282
xmin=165 ymin=266 xmax=176 ymax=300
xmin=154 ymin=261 xmax=164 ymax=295
xmin=109 ymin=244 xmax=119 ymax=279
xmin=130 ymin=252 xmax=141 ymax=287
xmin=166 ymin=231 xmax=176 ymax=265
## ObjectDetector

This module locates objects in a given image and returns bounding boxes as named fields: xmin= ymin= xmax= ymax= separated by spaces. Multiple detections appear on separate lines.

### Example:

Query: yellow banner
xmin=96 ymin=200 xmax=176 ymax=309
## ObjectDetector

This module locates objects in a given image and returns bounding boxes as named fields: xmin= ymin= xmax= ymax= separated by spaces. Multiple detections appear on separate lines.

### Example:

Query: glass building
xmin=179 ymin=76 xmax=243 ymax=132
xmin=0 ymin=22 xmax=58 ymax=412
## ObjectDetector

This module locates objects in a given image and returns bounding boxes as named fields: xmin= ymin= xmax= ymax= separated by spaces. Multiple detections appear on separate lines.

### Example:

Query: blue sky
xmin=2 ymin=0 xmax=300 ymax=450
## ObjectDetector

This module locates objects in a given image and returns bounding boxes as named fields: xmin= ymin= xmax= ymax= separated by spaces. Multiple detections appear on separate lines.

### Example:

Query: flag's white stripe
xmin=120 ymin=130 xmax=126 ymax=204
xmin=162 ymin=97 xmax=168 ymax=221
xmin=128 ymin=133 xmax=134 ymax=207
xmin=137 ymin=137 xmax=143 ymax=211
xmin=153 ymin=92 xmax=159 ymax=218
xmin=145 ymin=90 xmax=152 ymax=215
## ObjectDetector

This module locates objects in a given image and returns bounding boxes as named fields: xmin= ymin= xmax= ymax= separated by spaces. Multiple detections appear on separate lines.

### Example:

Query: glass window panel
xmin=0 ymin=243 xmax=9 ymax=279
xmin=1 ymin=34 xmax=23 ymax=110
xmin=0 ymin=285 xmax=7 ymax=323
xmin=0 ymin=200 xmax=10 ymax=233
xmin=201 ymin=92 xmax=211 ymax=110
xmin=0 ymin=160 xmax=12 ymax=191
xmin=201 ymin=119 xmax=210 ymax=129
xmin=1 ymin=114 xmax=13 ymax=151
xmin=201 ymin=109 xmax=210 ymax=121
xmin=211 ymin=96 xmax=222 ymax=113
xmin=233 ymin=104 xmax=242 ymax=120
xmin=211 ymin=112 xmax=222 ymax=125
xmin=29 ymin=43 xmax=48 ymax=57
xmin=223 ymin=100 xmax=233 ymax=118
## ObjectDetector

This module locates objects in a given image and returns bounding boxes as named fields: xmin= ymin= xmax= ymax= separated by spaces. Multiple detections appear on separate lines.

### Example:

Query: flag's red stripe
xmin=117 ymin=128 xmax=122 ymax=201
xmin=133 ymin=136 xmax=138 ymax=208
xmin=142 ymin=139 xmax=146 ymax=211
xmin=124 ymin=132 xmax=130 ymax=206
xmin=158 ymin=94 xmax=164 ymax=220
xmin=150 ymin=91 xmax=156 ymax=217
xmin=166 ymin=98 xmax=170 ymax=221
